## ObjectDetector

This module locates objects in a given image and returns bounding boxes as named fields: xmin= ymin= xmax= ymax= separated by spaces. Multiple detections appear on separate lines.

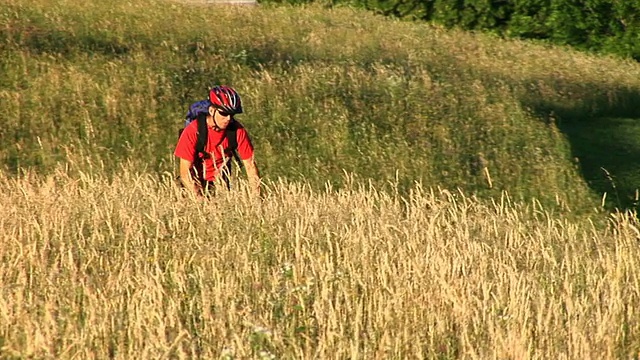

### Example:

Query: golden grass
xmin=3 ymin=2 xmax=640 ymax=356
xmin=2 ymin=166 xmax=639 ymax=359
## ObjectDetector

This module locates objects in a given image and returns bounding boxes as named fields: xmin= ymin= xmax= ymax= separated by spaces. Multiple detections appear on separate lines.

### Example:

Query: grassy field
xmin=3 ymin=0 xmax=640 ymax=358
xmin=3 ymin=0 xmax=640 ymax=214
xmin=2 ymin=167 xmax=640 ymax=359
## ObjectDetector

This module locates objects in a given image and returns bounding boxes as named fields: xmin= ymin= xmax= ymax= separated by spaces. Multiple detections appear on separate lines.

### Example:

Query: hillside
xmin=2 ymin=0 xmax=640 ymax=213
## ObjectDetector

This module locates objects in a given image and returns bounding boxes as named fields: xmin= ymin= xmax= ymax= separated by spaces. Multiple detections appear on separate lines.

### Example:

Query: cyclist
xmin=174 ymin=85 xmax=261 ymax=198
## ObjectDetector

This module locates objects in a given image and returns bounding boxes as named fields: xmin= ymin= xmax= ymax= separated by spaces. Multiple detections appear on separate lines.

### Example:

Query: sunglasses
xmin=217 ymin=109 xmax=233 ymax=117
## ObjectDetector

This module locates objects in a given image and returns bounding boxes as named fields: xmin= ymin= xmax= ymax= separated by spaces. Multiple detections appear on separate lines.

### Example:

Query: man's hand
xmin=179 ymin=158 xmax=202 ymax=197
xmin=242 ymin=156 xmax=261 ymax=198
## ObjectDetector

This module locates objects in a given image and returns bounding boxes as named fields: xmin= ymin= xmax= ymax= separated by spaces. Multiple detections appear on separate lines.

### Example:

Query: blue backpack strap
xmin=179 ymin=100 xmax=211 ymax=160
xmin=195 ymin=113 xmax=209 ymax=159
xmin=176 ymin=100 xmax=213 ymax=188
xmin=225 ymin=121 xmax=242 ymax=168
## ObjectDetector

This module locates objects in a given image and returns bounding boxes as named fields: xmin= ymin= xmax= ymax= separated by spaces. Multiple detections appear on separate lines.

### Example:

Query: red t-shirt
xmin=174 ymin=120 xmax=254 ymax=181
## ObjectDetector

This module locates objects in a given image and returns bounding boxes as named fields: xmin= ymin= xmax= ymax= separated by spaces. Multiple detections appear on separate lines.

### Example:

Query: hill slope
xmin=2 ymin=0 xmax=640 ymax=213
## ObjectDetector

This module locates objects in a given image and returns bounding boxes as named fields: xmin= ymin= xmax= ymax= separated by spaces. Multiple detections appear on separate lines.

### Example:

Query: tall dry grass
xmin=1 ymin=165 xmax=639 ymax=359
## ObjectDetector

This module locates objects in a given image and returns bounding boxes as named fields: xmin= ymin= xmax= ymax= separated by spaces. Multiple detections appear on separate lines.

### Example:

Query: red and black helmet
xmin=209 ymin=85 xmax=243 ymax=115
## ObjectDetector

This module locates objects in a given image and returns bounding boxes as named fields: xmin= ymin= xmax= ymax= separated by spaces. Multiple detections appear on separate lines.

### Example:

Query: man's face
xmin=210 ymin=107 xmax=232 ymax=129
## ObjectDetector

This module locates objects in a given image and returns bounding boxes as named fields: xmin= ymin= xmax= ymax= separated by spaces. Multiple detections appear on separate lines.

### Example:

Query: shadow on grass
xmin=2 ymin=25 xmax=133 ymax=57
xmin=524 ymin=85 xmax=640 ymax=212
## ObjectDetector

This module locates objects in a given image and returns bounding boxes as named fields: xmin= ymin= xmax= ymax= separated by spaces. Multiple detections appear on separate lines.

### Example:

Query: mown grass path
xmin=559 ymin=117 xmax=640 ymax=211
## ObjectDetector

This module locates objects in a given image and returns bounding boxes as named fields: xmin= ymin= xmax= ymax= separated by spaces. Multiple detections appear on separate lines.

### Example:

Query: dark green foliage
xmin=264 ymin=0 xmax=640 ymax=60
xmin=351 ymin=0 xmax=432 ymax=20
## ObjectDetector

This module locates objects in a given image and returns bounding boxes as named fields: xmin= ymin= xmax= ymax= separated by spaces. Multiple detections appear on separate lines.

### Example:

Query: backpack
xmin=179 ymin=100 xmax=243 ymax=188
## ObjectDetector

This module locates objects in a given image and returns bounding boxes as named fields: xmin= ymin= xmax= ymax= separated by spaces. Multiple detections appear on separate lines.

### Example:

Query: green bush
xmin=272 ymin=0 xmax=640 ymax=60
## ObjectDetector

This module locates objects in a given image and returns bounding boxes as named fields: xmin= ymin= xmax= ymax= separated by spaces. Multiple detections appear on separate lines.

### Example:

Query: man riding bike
xmin=174 ymin=85 xmax=261 ymax=198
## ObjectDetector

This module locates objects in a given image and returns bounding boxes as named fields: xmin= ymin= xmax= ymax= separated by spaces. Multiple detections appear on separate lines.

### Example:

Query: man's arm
xmin=179 ymin=158 xmax=201 ymax=197
xmin=242 ymin=156 xmax=261 ymax=197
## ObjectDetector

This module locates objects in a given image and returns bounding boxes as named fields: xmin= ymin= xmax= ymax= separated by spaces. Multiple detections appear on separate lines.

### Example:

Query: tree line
xmin=266 ymin=0 xmax=640 ymax=61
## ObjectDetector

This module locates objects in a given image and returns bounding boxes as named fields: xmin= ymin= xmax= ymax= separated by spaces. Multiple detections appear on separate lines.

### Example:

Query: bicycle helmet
xmin=209 ymin=85 xmax=243 ymax=115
